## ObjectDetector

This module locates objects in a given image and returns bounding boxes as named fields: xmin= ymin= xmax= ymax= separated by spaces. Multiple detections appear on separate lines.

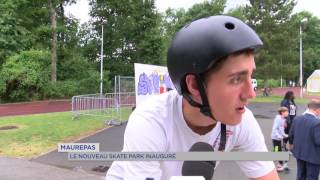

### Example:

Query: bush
xmin=78 ymin=71 xmax=112 ymax=94
xmin=57 ymin=54 xmax=95 ymax=81
xmin=0 ymin=50 xmax=113 ymax=102
xmin=42 ymin=72 xmax=112 ymax=99
xmin=268 ymin=79 xmax=281 ymax=87
xmin=41 ymin=81 xmax=79 ymax=99
xmin=257 ymin=79 xmax=282 ymax=88
xmin=0 ymin=50 xmax=50 ymax=102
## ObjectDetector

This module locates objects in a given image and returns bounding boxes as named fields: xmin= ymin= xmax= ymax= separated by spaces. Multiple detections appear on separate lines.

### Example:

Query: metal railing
xmin=71 ymin=92 xmax=135 ymax=123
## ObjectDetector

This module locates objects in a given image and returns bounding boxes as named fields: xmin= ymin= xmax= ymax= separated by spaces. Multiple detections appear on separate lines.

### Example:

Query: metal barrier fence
xmin=71 ymin=92 xmax=135 ymax=123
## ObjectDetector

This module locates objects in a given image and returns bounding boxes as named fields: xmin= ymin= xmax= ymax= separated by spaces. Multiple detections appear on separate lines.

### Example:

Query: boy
xmin=106 ymin=15 xmax=279 ymax=180
xmin=271 ymin=107 xmax=289 ymax=171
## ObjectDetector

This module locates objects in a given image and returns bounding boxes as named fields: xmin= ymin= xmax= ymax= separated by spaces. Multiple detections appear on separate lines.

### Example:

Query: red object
xmin=160 ymin=86 xmax=164 ymax=94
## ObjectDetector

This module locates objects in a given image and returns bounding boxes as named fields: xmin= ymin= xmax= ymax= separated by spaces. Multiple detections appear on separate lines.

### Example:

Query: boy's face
xmin=282 ymin=111 xmax=289 ymax=118
xmin=205 ymin=53 xmax=256 ymax=125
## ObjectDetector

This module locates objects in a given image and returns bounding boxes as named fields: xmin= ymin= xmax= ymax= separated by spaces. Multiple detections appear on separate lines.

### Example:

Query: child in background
xmin=271 ymin=107 xmax=289 ymax=171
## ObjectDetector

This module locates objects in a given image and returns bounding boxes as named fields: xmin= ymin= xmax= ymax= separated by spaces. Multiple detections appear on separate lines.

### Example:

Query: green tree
xmin=161 ymin=0 xmax=227 ymax=65
xmin=0 ymin=0 xmax=33 ymax=65
xmin=244 ymin=0 xmax=297 ymax=86
xmin=49 ymin=0 xmax=78 ymax=82
xmin=162 ymin=0 xmax=226 ymax=50
xmin=48 ymin=0 xmax=58 ymax=82
xmin=160 ymin=8 xmax=186 ymax=63
xmin=0 ymin=0 xmax=80 ymax=78
xmin=87 ymin=0 xmax=164 ymax=79
xmin=226 ymin=6 xmax=246 ymax=20
xmin=295 ymin=11 xmax=320 ymax=82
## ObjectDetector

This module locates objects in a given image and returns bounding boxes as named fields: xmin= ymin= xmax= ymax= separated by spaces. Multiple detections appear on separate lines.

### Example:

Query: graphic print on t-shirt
xmin=212 ymin=129 xmax=233 ymax=151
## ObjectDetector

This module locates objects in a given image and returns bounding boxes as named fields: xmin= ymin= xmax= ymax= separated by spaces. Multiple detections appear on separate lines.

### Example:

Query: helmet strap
xmin=183 ymin=75 xmax=226 ymax=150
xmin=182 ymin=74 xmax=217 ymax=123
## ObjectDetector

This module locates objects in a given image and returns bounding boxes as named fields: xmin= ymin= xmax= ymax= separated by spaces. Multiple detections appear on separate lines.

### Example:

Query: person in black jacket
xmin=280 ymin=91 xmax=297 ymax=150
xmin=288 ymin=99 xmax=320 ymax=180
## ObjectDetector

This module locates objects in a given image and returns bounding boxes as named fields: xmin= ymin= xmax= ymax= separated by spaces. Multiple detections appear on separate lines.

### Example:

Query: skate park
xmin=1 ymin=0 xmax=320 ymax=178
xmin=0 ymin=98 xmax=313 ymax=180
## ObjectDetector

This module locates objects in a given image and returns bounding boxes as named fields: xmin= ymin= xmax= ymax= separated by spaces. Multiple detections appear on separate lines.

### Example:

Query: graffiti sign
xmin=134 ymin=63 xmax=174 ymax=106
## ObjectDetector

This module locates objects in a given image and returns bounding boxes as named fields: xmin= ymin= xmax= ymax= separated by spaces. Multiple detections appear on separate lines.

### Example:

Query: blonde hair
xmin=278 ymin=106 xmax=288 ymax=115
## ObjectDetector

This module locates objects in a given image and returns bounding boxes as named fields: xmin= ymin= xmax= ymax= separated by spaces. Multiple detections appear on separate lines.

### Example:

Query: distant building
xmin=307 ymin=69 xmax=320 ymax=92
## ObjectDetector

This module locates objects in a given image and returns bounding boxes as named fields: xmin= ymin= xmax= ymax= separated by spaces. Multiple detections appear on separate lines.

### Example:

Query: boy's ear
xmin=185 ymin=74 xmax=200 ymax=97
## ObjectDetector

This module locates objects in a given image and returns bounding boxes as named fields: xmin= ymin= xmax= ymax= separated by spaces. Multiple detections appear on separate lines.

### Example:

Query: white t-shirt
xmin=289 ymin=104 xmax=296 ymax=116
xmin=106 ymin=91 xmax=274 ymax=180
xmin=271 ymin=115 xmax=287 ymax=140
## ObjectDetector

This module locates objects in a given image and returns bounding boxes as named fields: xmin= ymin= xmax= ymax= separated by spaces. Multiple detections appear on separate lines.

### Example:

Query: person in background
xmin=280 ymin=91 xmax=297 ymax=151
xmin=288 ymin=99 xmax=320 ymax=180
xmin=271 ymin=107 xmax=289 ymax=171
xmin=302 ymin=99 xmax=320 ymax=118
xmin=263 ymin=87 xmax=269 ymax=96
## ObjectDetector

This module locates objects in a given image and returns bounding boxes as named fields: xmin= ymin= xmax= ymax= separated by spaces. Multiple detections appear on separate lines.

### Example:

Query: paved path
xmin=32 ymin=102 xmax=308 ymax=179
xmin=1 ymin=101 xmax=317 ymax=179
xmin=33 ymin=122 xmax=127 ymax=176
xmin=0 ymin=157 xmax=103 ymax=180
xmin=0 ymin=124 xmax=127 ymax=180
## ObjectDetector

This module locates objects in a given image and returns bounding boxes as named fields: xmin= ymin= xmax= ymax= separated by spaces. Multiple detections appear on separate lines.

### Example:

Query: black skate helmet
xmin=167 ymin=15 xmax=262 ymax=120
xmin=167 ymin=15 xmax=263 ymax=94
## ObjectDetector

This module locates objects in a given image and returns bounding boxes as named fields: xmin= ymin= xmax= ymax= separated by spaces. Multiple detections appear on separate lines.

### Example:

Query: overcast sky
xmin=65 ymin=0 xmax=320 ymax=24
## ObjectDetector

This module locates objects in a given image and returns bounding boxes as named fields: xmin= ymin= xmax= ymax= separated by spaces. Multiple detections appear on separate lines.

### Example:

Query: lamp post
xmin=299 ymin=18 xmax=307 ymax=98
xmin=100 ymin=21 xmax=106 ymax=96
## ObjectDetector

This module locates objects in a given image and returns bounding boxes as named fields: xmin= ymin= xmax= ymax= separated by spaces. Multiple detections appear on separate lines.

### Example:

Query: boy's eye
xmin=230 ymin=76 xmax=243 ymax=84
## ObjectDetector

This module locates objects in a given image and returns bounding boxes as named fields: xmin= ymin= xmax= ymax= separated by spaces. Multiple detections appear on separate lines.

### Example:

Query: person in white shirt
xmin=271 ymin=107 xmax=289 ymax=171
xmin=106 ymin=15 xmax=279 ymax=180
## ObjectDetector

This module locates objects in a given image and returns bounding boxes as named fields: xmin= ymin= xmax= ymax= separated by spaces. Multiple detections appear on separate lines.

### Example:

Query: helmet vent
xmin=225 ymin=22 xmax=235 ymax=30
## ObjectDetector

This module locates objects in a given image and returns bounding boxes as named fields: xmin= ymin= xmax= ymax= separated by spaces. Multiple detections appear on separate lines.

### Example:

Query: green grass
xmin=250 ymin=95 xmax=309 ymax=104
xmin=305 ymin=92 xmax=320 ymax=96
xmin=0 ymin=108 xmax=132 ymax=158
